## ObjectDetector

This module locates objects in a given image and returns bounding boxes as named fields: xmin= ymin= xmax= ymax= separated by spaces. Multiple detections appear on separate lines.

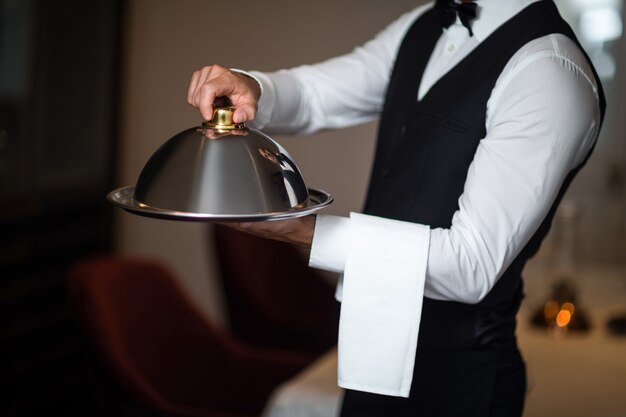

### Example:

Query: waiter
xmin=188 ymin=1 xmax=605 ymax=416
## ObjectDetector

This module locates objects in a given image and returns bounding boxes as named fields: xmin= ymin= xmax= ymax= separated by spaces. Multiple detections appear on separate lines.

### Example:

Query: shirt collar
xmin=471 ymin=0 xmax=542 ymax=42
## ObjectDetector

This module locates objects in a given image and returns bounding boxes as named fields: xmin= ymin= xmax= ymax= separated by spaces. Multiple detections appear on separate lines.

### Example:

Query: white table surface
xmin=262 ymin=264 xmax=626 ymax=417
xmin=262 ymin=347 xmax=341 ymax=417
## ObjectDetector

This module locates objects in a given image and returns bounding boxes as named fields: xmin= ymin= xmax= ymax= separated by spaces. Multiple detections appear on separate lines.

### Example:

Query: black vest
xmin=364 ymin=1 xmax=606 ymax=350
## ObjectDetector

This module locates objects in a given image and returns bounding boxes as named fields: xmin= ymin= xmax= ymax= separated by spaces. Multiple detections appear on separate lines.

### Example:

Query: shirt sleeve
xmin=310 ymin=34 xmax=601 ymax=305
xmin=246 ymin=5 xmax=430 ymax=135
xmin=425 ymin=34 xmax=601 ymax=302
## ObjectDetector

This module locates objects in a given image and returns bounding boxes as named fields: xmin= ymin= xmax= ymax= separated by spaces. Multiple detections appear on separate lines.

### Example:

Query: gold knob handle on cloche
xmin=202 ymin=99 xmax=246 ymax=131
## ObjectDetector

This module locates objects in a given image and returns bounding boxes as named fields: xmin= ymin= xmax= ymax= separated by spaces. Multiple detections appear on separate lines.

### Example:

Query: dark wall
xmin=0 ymin=0 xmax=123 ymax=415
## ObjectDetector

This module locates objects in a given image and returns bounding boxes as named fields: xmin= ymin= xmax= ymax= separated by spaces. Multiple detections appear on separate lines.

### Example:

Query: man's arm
xmin=187 ymin=5 xmax=429 ymax=132
xmin=311 ymin=34 xmax=601 ymax=303
xmin=424 ymin=35 xmax=600 ymax=302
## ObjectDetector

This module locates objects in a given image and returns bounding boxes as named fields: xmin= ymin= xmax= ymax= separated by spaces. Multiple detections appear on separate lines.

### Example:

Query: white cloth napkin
xmin=336 ymin=212 xmax=430 ymax=397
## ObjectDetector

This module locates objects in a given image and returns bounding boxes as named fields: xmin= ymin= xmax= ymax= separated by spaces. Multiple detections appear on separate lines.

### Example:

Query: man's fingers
xmin=187 ymin=70 xmax=200 ymax=104
xmin=188 ymin=66 xmax=214 ymax=108
xmin=187 ymin=65 xmax=259 ymax=122
xmin=197 ymin=84 xmax=217 ymax=120
xmin=232 ymin=100 xmax=257 ymax=124
xmin=192 ymin=66 xmax=213 ymax=104
xmin=188 ymin=67 xmax=207 ymax=106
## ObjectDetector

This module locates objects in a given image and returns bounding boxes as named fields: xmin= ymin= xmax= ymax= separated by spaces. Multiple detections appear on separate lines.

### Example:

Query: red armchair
xmin=68 ymin=256 xmax=313 ymax=417
xmin=212 ymin=225 xmax=340 ymax=355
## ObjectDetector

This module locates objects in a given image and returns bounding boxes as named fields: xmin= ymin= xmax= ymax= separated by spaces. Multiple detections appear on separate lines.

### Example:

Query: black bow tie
xmin=435 ymin=0 xmax=478 ymax=37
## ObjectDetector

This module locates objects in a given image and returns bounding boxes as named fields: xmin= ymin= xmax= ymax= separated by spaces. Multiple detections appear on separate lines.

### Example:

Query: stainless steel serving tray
xmin=107 ymin=185 xmax=333 ymax=222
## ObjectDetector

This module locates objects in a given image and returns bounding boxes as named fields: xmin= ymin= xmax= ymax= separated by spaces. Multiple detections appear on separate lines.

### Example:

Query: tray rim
xmin=106 ymin=185 xmax=333 ymax=222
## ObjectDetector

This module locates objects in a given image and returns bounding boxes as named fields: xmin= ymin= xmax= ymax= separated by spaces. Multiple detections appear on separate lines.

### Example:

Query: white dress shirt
xmin=247 ymin=0 xmax=601 ymax=397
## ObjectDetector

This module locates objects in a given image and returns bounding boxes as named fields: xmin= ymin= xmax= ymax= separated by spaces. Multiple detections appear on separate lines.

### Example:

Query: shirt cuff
xmin=337 ymin=212 xmax=430 ymax=398
xmin=309 ymin=214 xmax=350 ymax=274
xmin=248 ymin=70 xmax=277 ymax=129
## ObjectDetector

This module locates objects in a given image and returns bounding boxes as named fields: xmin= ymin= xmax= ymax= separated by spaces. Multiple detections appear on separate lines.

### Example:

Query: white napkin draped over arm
xmin=329 ymin=212 xmax=430 ymax=398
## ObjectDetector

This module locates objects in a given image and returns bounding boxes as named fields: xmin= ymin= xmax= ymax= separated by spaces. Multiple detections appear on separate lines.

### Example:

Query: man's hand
xmin=187 ymin=65 xmax=261 ymax=123
xmin=224 ymin=215 xmax=316 ymax=249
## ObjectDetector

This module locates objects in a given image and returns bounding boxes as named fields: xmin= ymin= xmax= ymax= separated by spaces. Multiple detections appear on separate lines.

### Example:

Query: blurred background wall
xmin=2 ymin=0 xmax=122 ymax=415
